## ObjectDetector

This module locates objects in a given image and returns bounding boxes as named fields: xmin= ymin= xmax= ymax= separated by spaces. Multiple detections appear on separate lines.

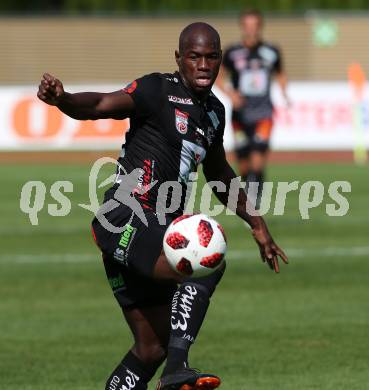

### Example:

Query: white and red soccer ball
xmin=163 ymin=214 xmax=227 ymax=277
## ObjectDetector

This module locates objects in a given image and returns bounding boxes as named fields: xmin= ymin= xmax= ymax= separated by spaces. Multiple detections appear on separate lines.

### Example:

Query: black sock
xmin=105 ymin=350 xmax=157 ymax=390
xmin=163 ymin=268 xmax=225 ymax=375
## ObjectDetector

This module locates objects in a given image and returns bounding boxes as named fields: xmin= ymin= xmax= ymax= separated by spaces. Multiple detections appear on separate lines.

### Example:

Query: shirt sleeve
xmin=122 ymin=73 xmax=162 ymax=118
xmin=210 ymin=105 xmax=226 ymax=147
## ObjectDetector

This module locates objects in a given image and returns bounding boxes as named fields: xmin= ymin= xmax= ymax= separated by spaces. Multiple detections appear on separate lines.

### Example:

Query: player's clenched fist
xmin=37 ymin=73 xmax=65 ymax=106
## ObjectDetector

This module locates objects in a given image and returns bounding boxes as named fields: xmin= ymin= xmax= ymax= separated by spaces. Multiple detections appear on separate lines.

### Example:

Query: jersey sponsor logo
xmin=175 ymin=109 xmax=189 ymax=134
xmin=168 ymin=95 xmax=193 ymax=105
xmin=239 ymin=68 xmax=268 ymax=96
xmin=134 ymin=159 xmax=155 ymax=207
xmin=123 ymin=80 xmax=137 ymax=94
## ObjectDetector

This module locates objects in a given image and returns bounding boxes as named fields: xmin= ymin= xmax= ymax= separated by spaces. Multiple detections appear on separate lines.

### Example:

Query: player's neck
xmin=243 ymin=38 xmax=261 ymax=49
xmin=177 ymin=72 xmax=209 ymax=104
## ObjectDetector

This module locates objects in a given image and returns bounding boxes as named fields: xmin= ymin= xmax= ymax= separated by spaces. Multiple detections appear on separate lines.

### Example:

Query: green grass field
xmin=0 ymin=161 xmax=368 ymax=390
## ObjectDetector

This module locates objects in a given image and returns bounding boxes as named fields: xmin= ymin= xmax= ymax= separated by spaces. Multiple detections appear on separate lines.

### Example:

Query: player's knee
xmin=133 ymin=342 xmax=167 ymax=365
xmin=187 ymin=261 xmax=226 ymax=297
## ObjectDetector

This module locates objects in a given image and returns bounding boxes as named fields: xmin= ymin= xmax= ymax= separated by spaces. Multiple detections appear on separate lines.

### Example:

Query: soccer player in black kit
xmin=216 ymin=9 xmax=290 ymax=207
xmin=37 ymin=22 xmax=288 ymax=390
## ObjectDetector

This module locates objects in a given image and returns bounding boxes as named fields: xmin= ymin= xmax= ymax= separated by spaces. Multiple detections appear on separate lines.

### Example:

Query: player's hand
xmin=229 ymin=90 xmax=246 ymax=110
xmin=37 ymin=73 xmax=65 ymax=106
xmin=251 ymin=224 xmax=288 ymax=273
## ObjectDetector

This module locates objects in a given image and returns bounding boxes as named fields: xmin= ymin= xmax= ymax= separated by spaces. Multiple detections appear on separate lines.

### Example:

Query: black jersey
xmin=223 ymin=42 xmax=282 ymax=124
xmin=110 ymin=72 xmax=225 ymax=218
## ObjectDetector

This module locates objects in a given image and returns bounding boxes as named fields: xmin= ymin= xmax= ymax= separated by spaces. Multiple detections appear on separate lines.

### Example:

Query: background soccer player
xmin=216 ymin=9 xmax=290 ymax=207
xmin=37 ymin=22 xmax=287 ymax=390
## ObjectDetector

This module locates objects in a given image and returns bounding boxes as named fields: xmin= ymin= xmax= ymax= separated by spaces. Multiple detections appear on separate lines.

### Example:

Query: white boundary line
xmin=0 ymin=246 xmax=368 ymax=264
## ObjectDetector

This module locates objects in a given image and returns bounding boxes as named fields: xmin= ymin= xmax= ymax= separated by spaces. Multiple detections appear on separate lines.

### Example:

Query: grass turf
xmin=0 ymin=162 xmax=368 ymax=390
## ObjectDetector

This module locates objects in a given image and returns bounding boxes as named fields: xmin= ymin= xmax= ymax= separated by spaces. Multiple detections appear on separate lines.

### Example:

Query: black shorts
xmin=101 ymin=253 xmax=177 ymax=309
xmin=232 ymin=115 xmax=273 ymax=158
xmin=91 ymin=200 xmax=177 ymax=309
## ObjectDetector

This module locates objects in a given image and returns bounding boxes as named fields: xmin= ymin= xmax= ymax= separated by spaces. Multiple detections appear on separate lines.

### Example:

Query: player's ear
xmin=175 ymin=50 xmax=181 ymax=66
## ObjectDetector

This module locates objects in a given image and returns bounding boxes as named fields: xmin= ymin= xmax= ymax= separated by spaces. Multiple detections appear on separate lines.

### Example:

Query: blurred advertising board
xmin=0 ymin=83 xmax=368 ymax=151
xmin=0 ymin=85 xmax=129 ymax=151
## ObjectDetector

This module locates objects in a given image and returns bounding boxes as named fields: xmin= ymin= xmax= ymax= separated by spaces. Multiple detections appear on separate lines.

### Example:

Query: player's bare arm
xmin=37 ymin=73 xmax=135 ymax=120
xmin=202 ymin=143 xmax=288 ymax=273
xmin=275 ymin=70 xmax=291 ymax=106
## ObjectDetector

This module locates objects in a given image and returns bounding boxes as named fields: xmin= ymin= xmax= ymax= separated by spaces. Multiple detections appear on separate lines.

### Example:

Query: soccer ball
xmin=163 ymin=214 xmax=227 ymax=277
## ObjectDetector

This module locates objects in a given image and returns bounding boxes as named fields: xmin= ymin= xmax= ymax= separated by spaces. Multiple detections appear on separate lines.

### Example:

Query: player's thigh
xmin=92 ymin=203 xmax=170 ymax=279
xmin=153 ymin=250 xmax=183 ymax=283
xmin=246 ymin=119 xmax=272 ymax=168
xmin=254 ymin=118 xmax=273 ymax=143
xmin=101 ymin=252 xmax=177 ymax=316
xmin=232 ymin=113 xmax=252 ymax=162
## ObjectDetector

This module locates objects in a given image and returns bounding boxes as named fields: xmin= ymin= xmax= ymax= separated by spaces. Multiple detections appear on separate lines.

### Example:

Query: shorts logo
xmin=168 ymin=95 xmax=193 ymax=105
xmin=114 ymin=224 xmax=137 ymax=264
xmin=175 ymin=109 xmax=189 ymax=134
xmin=108 ymin=274 xmax=125 ymax=290
xmin=113 ymin=248 xmax=125 ymax=263
xmin=119 ymin=224 xmax=136 ymax=248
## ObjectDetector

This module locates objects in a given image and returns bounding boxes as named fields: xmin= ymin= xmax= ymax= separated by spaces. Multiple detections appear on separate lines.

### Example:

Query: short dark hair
xmin=239 ymin=8 xmax=263 ymax=23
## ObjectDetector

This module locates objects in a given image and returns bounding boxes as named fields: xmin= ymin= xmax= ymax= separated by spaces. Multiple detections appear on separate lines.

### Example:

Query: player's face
xmin=176 ymin=40 xmax=222 ymax=97
xmin=240 ymin=15 xmax=262 ymax=45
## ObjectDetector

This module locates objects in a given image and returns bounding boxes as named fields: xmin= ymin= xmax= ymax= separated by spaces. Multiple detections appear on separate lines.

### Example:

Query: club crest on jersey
xmin=175 ymin=109 xmax=189 ymax=134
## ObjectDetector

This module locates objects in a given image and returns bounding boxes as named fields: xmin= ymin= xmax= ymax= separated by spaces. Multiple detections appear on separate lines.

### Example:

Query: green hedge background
xmin=2 ymin=0 xmax=369 ymax=14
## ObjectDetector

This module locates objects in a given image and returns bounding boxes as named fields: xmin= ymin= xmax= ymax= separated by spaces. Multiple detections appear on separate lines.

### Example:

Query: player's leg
xmin=93 ymin=206 xmax=225 ymax=389
xmin=237 ymin=156 xmax=249 ymax=184
xmin=247 ymin=149 xmax=267 ymax=207
xmin=105 ymin=303 xmax=171 ymax=390
xmin=101 ymin=250 xmax=224 ymax=390
xmin=155 ymin=255 xmax=226 ymax=389
xmin=232 ymin=117 xmax=251 ymax=183
xmin=100 ymin=249 xmax=179 ymax=390
xmin=246 ymin=118 xmax=273 ymax=208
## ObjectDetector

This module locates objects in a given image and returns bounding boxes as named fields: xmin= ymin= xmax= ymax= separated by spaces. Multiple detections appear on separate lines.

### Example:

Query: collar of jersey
xmin=174 ymin=71 xmax=210 ymax=108
xmin=243 ymin=40 xmax=263 ymax=51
